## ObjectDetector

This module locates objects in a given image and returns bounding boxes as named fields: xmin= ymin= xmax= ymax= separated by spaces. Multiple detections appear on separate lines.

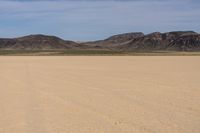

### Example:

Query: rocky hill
xmin=85 ymin=31 xmax=200 ymax=51
xmin=0 ymin=34 xmax=83 ymax=50
xmin=0 ymin=31 xmax=200 ymax=51
xmin=84 ymin=32 xmax=144 ymax=48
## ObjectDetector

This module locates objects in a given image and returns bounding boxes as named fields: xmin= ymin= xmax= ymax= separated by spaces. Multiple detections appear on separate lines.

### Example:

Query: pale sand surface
xmin=0 ymin=56 xmax=200 ymax=133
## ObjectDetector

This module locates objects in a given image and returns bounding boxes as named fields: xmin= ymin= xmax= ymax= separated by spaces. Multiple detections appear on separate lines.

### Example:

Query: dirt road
xmin=0 ymin=56 xmax=200 ymax=133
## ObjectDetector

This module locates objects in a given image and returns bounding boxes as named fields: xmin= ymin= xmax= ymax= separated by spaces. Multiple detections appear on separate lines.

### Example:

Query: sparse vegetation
xmin=0 ymin=50 xmax=200 ymax=56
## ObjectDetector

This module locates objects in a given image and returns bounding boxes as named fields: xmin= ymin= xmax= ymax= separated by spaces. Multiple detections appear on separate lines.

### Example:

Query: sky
xmin=0 ymin=0 xmax=199 ymax=41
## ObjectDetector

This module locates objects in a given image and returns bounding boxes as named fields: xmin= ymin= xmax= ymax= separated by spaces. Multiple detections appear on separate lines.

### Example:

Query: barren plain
xmin=0 ymin=56 xmax=200 ymax=133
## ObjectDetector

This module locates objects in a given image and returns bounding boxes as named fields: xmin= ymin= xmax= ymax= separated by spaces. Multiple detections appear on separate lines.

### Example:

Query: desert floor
xmin=0 ymin=56 xmax=200 ymax=133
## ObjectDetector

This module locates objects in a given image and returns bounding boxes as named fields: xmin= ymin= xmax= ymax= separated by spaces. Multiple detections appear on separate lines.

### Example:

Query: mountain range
xmin=0 ymin=31 xmax=200 ymax=51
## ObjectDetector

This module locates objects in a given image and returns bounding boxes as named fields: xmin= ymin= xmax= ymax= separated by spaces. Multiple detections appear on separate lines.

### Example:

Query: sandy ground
xmin=0 ymin=56 xmax=200 ymax=133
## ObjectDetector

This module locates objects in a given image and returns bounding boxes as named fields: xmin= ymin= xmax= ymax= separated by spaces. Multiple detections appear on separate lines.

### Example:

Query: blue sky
xmin=0 ymin=0 xmax=199 ymax=41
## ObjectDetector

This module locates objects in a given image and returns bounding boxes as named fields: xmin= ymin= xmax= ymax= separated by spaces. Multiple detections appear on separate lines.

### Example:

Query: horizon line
xmin=0 ymin=30 xmax=199 ymax=42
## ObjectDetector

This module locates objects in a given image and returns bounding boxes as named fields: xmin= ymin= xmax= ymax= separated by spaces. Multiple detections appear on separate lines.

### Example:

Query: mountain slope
xmin=113 ymin=31 xmax=200 ymax=51
xmin=0 ymin=34 xmax=82 ymax=50
xmin=0 ymin=31 xmax=200 ymax=51
xmin=83 ymin=31 xmax=200 ymax=51
xmin=84 ymin=32 xmax=144 ymax=48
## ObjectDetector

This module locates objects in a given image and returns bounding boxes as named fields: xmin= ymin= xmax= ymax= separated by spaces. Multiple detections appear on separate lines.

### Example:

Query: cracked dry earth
xmin=0 ymin=56 xmax=200 ymax=133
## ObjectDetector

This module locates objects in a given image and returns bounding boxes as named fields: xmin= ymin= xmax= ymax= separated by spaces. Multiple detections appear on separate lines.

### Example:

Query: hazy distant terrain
xmin=0 ymin=31 xmax=200 ymax=54
xmin=0 ymin=56 xmax=200 ymax=133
